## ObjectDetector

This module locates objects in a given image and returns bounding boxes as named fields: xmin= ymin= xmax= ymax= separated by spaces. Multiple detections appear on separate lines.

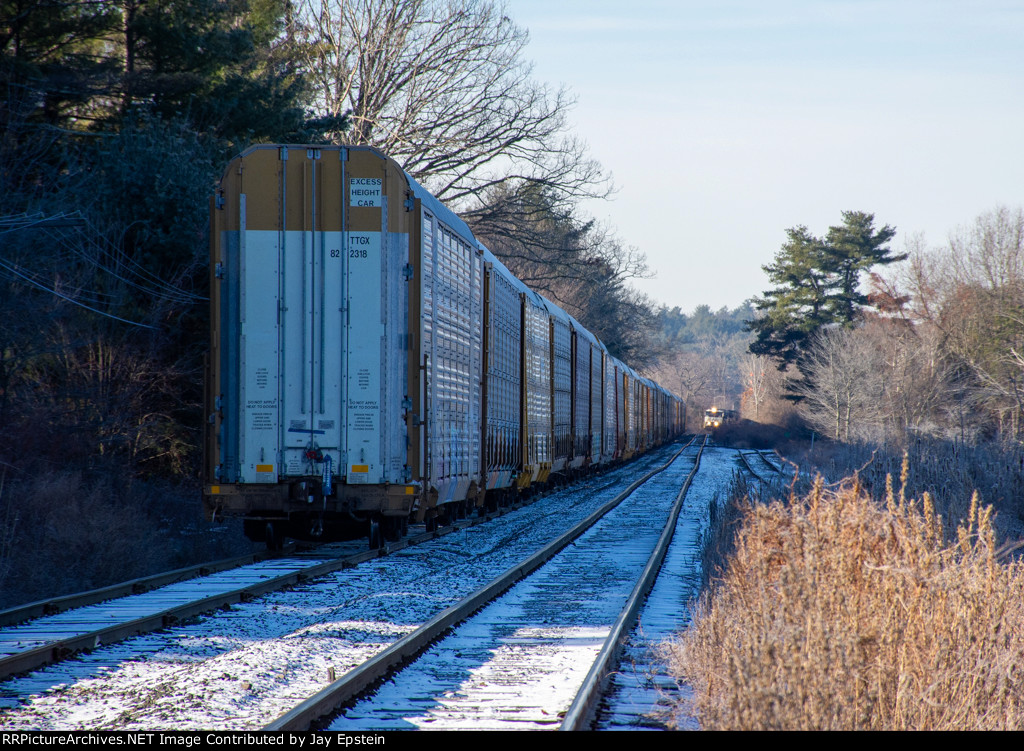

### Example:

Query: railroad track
xmin=0 ymin=471 xmax=610 ymax=684
xmin=753 ymin=449 xmax=784 ymax=476
xmin=266 ymin=437 xmax=708 ymax=731
xmin=737 ymin=449 xmax=784 ymax=481
xmin=0 ymin=446 xmax=689 ymax=729
xmin=0 ymin=548 xmax=358 ymax=682
xmin=593 ymin=445 xmax=796 ymax=729
xmin=0 ymin=548 xmax=295 ymax=630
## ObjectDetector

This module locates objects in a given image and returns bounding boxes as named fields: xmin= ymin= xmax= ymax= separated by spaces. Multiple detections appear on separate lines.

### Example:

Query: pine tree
xmin=1 ymin=0 xmax=315 ymax=144
xmin=1 ymin=0 xmax=119 ymax=128
xmin=747 ymin=212 xmax=903 ymax=369
xmin=826 ymin=210 xmax=901 ymax=323
xmin=112 ymin=0 xmax=311 ymax=144
xmin=747 ymin=225 xmax=837 ymax=368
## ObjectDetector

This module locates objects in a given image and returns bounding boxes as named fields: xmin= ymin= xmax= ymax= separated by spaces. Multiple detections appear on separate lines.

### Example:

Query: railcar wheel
xmin=382 ymin=516 xmax=404 ymax=542
xmin=368 ymin=518 xmax=383 ymax=550
xmin=441 ymin=504 xmax=456 ymax=526
xmin=265 ymin=521 xmax=283 ymax=552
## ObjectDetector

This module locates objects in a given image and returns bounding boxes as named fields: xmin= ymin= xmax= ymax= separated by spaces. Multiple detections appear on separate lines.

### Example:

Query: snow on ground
xmin=0 ymin=449 xmax=685 ymax=730
xmin=596 ymin=447 xmax=741 ymax=730
xmin=328 ymin=447 xmax=703 ymax=731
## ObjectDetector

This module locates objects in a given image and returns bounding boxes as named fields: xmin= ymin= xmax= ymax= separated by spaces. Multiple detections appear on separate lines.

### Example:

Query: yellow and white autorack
xmin=203 ymin=145 xmax=685 ymax=549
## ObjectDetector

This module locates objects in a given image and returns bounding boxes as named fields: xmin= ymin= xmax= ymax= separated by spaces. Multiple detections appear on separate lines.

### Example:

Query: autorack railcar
xmin=203 ymin=145 xmax=684 ymax=548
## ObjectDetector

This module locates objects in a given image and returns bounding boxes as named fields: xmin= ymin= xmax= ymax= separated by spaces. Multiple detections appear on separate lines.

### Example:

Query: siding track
xmin=0 ymin=484 xmax=577 ymax=683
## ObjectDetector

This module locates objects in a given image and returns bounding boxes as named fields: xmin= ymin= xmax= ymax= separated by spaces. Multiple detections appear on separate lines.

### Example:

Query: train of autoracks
xmin=202 ymin=145 xmax=685 ymax=549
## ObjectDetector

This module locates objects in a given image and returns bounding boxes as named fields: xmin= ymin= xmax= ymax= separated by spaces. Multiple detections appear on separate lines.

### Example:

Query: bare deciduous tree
xmin=741 ymin=353 xmax=771 ymax=421
xmin=896 ymin=207 xmax=1024 ymax=440
xmin=794 ymin=327 xmax=883 ymax=442
xmin=293 ymin=0 xmax=608 ymax=211
xmin=649 ymin=339 xmax=736 ymax=422
xmin=868 ymin=319 xmax=951 ymax=439
xmin=794 ymin=317 xmax=958 ymax=444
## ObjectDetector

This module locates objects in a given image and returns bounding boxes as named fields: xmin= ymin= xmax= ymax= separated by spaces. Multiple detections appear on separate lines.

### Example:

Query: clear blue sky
xmin=508 ymin=0 xmax=1024 ymax=311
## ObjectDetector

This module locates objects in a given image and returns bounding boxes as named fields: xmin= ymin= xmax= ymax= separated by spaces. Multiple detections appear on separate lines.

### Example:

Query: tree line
xmin=745 ymin=207 xmax=1024 ymax=444
xmin=1 ymin=0 xmax=661 ymax=479
xmin=0 ymin=0 xmax=673 ymax=603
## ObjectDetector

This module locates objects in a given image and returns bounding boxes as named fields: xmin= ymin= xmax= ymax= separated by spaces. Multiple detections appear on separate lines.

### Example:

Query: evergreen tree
xmin=1 ymin=0 xmax=317 ymax=144
xmin=747 ymin=212 xmax=902 ymax=369
xmin=1 ymin=0 xmax=119 ymax=129
xmin=826 ymin=210 xmax=901 ymax=323
xmin=112 ymin=0 xmax=311 ymax=144
xmin=747 ymin=225 xmax=837 ymax=367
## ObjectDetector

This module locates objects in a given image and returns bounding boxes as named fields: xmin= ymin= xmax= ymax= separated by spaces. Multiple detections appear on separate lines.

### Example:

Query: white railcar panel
xmin=344 ymin=229 xmax=385 ymax=484
xmin=231 ymin=218 xmax=408 ymax=487
xmin=238 ymin=229 xmax=282 ymax=484
xmin=236 ymin=227 xmax=346 ymax=484
xmin=280 ymin=226 xmax=344 ymax=479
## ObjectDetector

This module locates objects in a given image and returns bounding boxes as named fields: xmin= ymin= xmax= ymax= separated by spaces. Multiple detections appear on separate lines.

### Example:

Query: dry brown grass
xmin=667 ymin=468 xmax=1024 ymax=730
xmin=788 ymin=439 xmax=1024 ymax=542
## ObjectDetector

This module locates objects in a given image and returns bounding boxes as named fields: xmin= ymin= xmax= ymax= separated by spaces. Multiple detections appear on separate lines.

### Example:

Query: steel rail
xmin=0 ymin=456 xmax=652 ymax=683
xmin=736 ymin=449 xmax=761 ymax=481
xmin=0 ymin=554 xmax=364 ymax=681
xmin=0 ymin=548 xmax=299 ymax=629
xmin=756 ymin=450 xmax=785 ymax=475
xmin=264 ymin=438 xmax=697 ymax=731
xmin=559 ymin=434 xmax=707 ymax=731
xmin=0 ymin=514 xmax=508 ymax=682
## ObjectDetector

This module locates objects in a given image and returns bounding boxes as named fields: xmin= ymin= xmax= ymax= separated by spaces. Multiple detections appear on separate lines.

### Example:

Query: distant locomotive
xmin=203 ymin=145 xmax=685 ymax=549
xmin=703 ymin=407 xmax=737 ymax=429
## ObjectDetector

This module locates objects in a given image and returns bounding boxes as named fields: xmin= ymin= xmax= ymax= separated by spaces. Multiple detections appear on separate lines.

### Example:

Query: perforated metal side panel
xmin=485 ymin=264 xmax=521 ymax=489
xmin=551 ymin=316 xmax=572 ymax=470
xmin=422 ymin=211 xmax=483 ymax=503
xmin=524 ymin=299 xmax=551 ymax=476
xmin=590 ymin=345 xmax=603 ymax=462
xmin=603 ymin=355 xmax=618 ymax=460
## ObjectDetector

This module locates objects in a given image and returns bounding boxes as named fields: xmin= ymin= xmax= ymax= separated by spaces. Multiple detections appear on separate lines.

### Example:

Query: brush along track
xmin=266 ymin=438 xmax=704 ymax=731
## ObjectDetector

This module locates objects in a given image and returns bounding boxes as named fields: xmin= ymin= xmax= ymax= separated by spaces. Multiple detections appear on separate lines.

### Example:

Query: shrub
xmin=0 ymin=469 xmax=254 ymax=609
xmin=667 ymin=473 xmax=1024 ymax=730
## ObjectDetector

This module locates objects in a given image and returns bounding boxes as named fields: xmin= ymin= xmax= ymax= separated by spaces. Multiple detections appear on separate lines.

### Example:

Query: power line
xmin=0 ymin=211 xmax=207 ymax=328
